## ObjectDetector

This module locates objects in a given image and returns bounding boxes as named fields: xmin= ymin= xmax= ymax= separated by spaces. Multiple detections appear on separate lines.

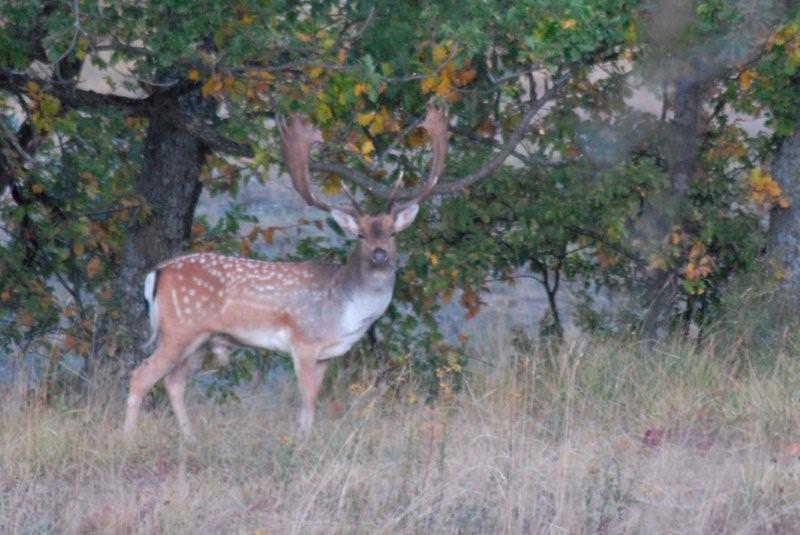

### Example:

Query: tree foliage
xmin=1 ymin=0 xmax=799 ymax=393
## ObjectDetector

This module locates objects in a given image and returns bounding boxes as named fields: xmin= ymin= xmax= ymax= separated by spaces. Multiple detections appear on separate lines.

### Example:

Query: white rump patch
xmin=143 ymin=271 xmax=159 ymax=348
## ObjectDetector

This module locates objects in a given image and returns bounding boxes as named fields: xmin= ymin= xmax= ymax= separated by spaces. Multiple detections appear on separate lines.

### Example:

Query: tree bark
xmin=117 ymin=96 xmax=209 ymax=363
xmin=767 ymin=122 xmax=800 ymax=309
xmin=640 ymin=75 xmax=702 ymax=338
xmin=669 ymin=76 xmax=701 ymax=195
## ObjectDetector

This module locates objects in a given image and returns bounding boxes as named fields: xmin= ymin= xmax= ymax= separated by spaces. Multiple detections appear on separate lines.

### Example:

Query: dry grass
xmin=2 ymin=334 xmax=800 ymax=534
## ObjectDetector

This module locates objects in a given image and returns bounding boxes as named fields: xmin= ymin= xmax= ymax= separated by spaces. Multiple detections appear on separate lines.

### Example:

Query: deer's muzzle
xmin=370 ymin=248 xmax=389 ymax=266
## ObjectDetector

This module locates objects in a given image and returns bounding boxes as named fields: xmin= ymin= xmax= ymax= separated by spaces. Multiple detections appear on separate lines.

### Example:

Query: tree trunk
xmin=640 ymin=76 xmax=701 ymax=338
xmin=767 ymin=123 xmax=800 ymax=312
xmin=117 ymin=97 xmax=208 ymax=364
xmin=669 ymin=76 xmax=701 ymax=195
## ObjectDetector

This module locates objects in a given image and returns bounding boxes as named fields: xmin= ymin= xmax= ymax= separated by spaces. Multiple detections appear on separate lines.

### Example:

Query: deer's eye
xmin=390 ymin=232 xmax=397 ymax=238
xmin=358 ymin=234 xmax=366 ymax=239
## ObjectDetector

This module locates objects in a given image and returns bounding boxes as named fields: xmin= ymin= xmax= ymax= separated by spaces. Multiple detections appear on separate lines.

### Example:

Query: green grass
xmin=2 ymin=334 xmax=800 ymax=534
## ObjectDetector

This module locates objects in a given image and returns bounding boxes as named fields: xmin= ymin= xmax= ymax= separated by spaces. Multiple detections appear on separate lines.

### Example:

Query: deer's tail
xmin=142 ymin=270 xmax=160 ymax=350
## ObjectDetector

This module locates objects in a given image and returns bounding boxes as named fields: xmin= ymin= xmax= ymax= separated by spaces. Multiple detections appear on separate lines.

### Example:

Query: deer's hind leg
xmin=123 ymin=334 xmax=204 ymax=438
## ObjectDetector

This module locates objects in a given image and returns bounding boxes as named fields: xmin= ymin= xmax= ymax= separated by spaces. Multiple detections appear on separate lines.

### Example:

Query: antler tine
xmin=386 ymin=170 xmax=405 ymax=211
xmin=339 ymin=181 xmax=363 ymax=215
xmin=279 ymin=114 xmax=360 ymax=216
xmin=393 ymin=102 xmax=449 ymax=213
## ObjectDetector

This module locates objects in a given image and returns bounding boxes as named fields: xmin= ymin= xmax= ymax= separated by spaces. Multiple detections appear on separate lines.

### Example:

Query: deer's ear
xmin=393 ymin=203 xmax=419 ymax=233
xmin=331 ymin=209 xmax=360 ymax=236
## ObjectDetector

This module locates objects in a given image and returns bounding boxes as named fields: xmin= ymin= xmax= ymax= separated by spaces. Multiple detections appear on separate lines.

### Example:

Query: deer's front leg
xmin=292 ymin=349 xmax=329 ymax=434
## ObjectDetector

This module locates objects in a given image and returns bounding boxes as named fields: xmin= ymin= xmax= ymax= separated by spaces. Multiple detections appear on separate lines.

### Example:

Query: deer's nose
xmin=370 ymin=248 xmax=389 ymax=265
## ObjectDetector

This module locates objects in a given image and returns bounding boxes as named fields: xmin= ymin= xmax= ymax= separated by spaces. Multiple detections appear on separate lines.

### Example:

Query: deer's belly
xmin=228 ymin=327 xmax=292 ymax=353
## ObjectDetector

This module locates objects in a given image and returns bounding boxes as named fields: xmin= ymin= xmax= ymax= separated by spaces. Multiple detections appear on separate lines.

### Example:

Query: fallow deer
xmin=122 ymin=103 xmax=448 ymax=438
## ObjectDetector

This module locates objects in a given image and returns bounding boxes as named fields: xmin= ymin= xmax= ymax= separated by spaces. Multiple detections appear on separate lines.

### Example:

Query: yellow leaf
xmin=86 ymin=257 xmax=102 ymax=279
xmin=453 ymin=67 xmax=476 ymax=86
xmin=360 ymin=139 xmax=374 ymax=156
xmin=337 ymin=48 xmax=348 ymax=63
xmin=31 ymin=183 xmax=45 ymax=194
xmin=407 ymin=128 xmax=428 ymax=147
xmin=562 ymin=18 xmax=577 ymax=29
xmin=296 ymin=32 xmax=312 ymax=43
xmin=434 ymin=74 xmax=452 ymax=97
xmin=688 ymin=241 xmax=705 ymax=261
xmin=685 ymin=262 xmax=698 ymax=280
xmin=368 ymin=110 xmax=388 ymax=136
xmin=648 ymin=254 xmax=667 ymax=271
xmin=739 ymin=69 xmax=757 ymax=91
xmin=25 ymin=81 xmax=40 ymax=95
xmin=0 ymin=288 xmax=10 ymax=301
xmin=202 ymin=75 xmax=224 ymax=96
xmin=309 ymin=66 xmax=324 ymax=79
xmin=240 ymin=239 xmax=250 ymax=257
xmin=262 ymin=227 xmax=276 ymax=244
xmin=76 ymin=37 xmax=89 ymax=61
xmin=766 ymin=181 xmax=782 ymax=198
xmin=240 ymin=14 xmax=255 ymax=25
xmin=779 ymin=197 xmax=790 ymax=208
xmin=188 ymin=69 xmax=201 ymax=81
xmin=420 ymin=75 xmax=438 ymax=94
xmin=432 ymin=44 xmax=449 ymax=63
xmin=322 ymin=176 xmax=342 ymax=196
xmin=356 ymin=111 xmax=375 ymax=126
xmin=314 ymin=102 xmax=332 ymax=122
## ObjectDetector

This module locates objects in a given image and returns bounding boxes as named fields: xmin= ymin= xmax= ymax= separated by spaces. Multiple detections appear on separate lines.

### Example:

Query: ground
xmin=2 ymin=336 xmax=799 ymax=534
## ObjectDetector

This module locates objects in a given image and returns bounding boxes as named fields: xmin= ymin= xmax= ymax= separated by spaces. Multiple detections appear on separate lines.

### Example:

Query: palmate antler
xmin=278 ymin=114 xmax=361 ymax=216
xmin=388 ymin=102 xmax=449 ymax=214
xmin=279 ymin=101 xmax=449 ymax=216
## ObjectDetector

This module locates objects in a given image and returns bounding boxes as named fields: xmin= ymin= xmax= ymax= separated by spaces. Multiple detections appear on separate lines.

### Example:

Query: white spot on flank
xmin=171 ymin=289 xmax=183 ymax=321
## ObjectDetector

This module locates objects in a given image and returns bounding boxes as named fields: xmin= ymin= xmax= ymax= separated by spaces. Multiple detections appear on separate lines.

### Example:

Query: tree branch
xmin=0 ymin=71 xmax=148 ymax=112
xmin=313 ymin=73 xmax=569 ymax=200
xmin=161 ymin=106 xmax=255 ymax=158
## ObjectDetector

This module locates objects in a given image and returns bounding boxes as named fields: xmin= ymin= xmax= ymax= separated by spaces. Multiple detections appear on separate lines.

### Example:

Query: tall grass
xmin=2 ymin=331 xmax=800 ymax=533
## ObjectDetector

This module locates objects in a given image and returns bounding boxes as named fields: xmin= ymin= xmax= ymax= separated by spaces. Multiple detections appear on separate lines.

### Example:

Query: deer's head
xmin=278 ymin=103 xmax=449 ymax=275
